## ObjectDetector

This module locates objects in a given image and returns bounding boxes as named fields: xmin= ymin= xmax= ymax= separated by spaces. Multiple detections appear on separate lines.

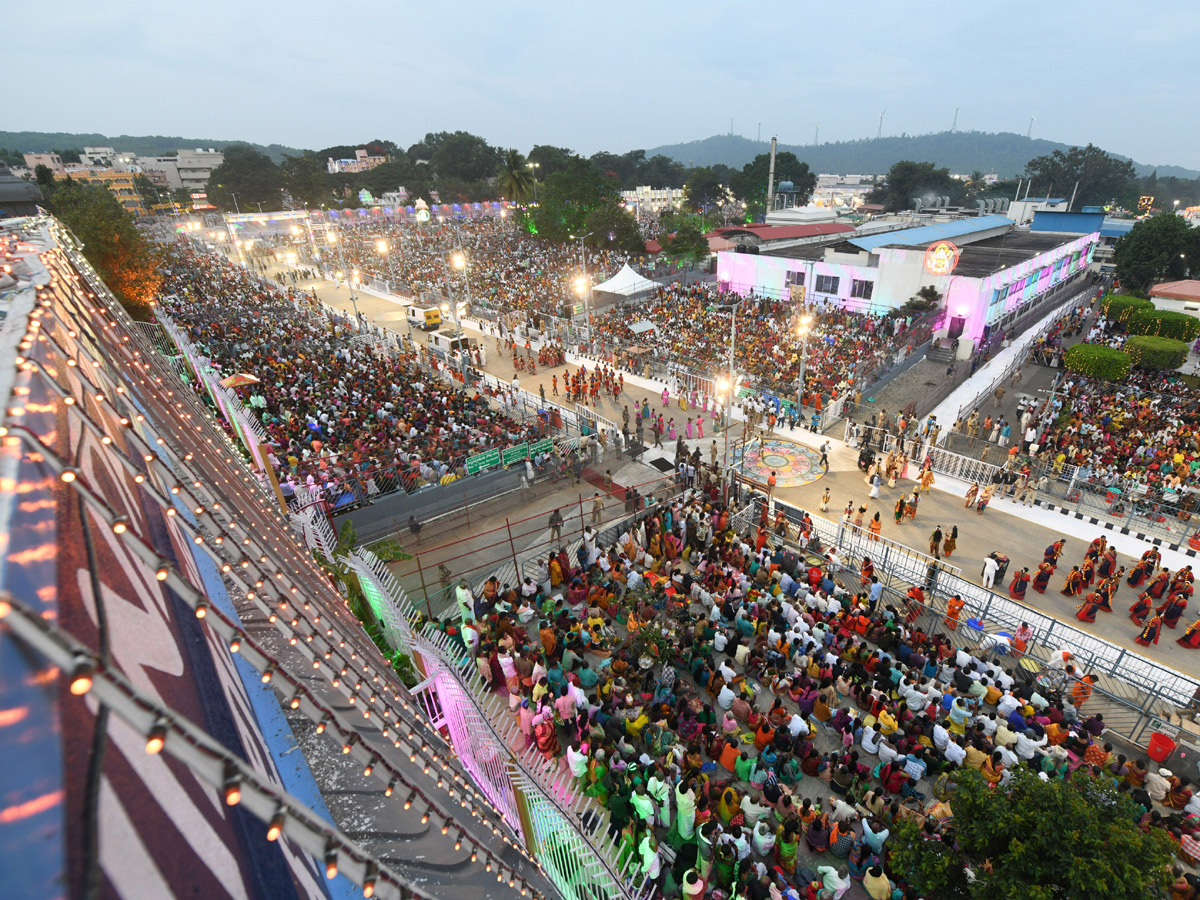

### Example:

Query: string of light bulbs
xmin=2 ymin=423 xmax=542 ymax=881
xmin=0 ymin=591 xmax=541 ymax=900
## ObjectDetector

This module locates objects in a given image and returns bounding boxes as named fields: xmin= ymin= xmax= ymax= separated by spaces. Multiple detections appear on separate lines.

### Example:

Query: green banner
xmin=529 ymin=437 xmax=553 ymax=456
xmin=465 ymin=448 xmax=500 ymax=474
xmin=502 ymin=443 xmax=529 ymax=466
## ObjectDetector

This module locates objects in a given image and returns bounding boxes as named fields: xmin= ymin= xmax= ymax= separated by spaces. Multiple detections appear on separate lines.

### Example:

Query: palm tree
xmin=496 ymin=149 xmax=534 ymax=202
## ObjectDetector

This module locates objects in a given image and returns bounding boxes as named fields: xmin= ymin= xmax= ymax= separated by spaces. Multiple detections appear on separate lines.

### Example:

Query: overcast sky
xmin=12 ymin=0 xmax=1198 ymax=168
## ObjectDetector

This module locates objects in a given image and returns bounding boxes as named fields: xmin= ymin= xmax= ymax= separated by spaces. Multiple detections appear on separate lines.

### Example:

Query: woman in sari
xmin=1032 ymin=561 xmax=1054 ymax=594
xmin=894 ymin=496 xmax=907 ymax=524
xmin=847 ymin=840 xmax=875 ymax=881
xmin=1009 ymin=568 xmax=1031 ymax=601
xmin=1060 ymin=566 xmax=1084 ymax=597
xmin=1076 ymin=593 xmax=1103 ymax=624
xmin=868 ymin=513 xmax=882 ymax=541
xmin=775 ymin=821 xmax=800 ymax=874
xmin=1178 ymin=616 xmax=1200 ymax=648
xmin=1129 ymin=593 xmax=1153 ymax=627
xmin=717 ymin=786 xmax=741 ymax=824
xmin=964 ymin=482 xmax=979 ymax=508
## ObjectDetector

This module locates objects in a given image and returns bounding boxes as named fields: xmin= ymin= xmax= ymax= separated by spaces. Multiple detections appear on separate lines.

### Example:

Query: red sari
xmin=1076 ymin=594 xmax=1103 ymax=623
xmin=1177 ymin=618 xmax=1200 ymax=648
xmin=1010 ymin=572 xmax=1030 ymax=601
xmin=1129 ymin=594 xmax=1153 ymax=627
xmin=1135 ymin=615 xmax=1163 ymax=646
xmin=1032 ymin=563 xmax=1053 ymax=594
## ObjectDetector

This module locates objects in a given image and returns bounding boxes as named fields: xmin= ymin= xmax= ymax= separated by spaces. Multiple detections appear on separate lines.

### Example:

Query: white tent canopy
xmin=592 ymin=264 xmax=660 ymax=298
xmin=629 ymin=320 xmax=656 ymax=334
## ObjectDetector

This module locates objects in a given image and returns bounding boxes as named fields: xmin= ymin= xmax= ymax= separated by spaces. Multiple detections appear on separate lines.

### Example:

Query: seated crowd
xmin=591 ymin=284 xmax=926 ymax=402
xmin=326 ymin=216 xmax=632 ymax=317
xmin=159 ymin=245 xmax=544 ymax=502
xmin=443 ymin=486 xmax=1195 ymax=898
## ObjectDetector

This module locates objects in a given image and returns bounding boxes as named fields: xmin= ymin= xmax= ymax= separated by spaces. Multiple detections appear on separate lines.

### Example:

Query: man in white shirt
xmin=997 ymin=693 xmax=1021 ymax=718
xmin=788 ymin=714 xmax=810 ymax=738
xmin=932 ymin=721 xmax=950 ymax=751
xmin=981 ymin=555 xmax=1000 ymax=589
xmin=944 ymin=737 xmax=967 ymax=768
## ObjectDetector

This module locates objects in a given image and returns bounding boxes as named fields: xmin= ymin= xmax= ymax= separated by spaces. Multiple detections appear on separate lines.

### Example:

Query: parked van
xmin=428 ymin=330 xmax=473 ymax=358
xmin=407 ymin=305 xmax=441 ymax=330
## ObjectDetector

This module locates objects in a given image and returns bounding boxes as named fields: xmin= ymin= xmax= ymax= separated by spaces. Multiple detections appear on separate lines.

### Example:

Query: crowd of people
xmin=590 ymin=284 xmax=928 ymax=401
xmin=1031 ymin=299 xmax=1200 ymax=509
xmin=158 ymin=244 xmax=549 ymax=504
xmin=440 ymin=484 xmax=1195 ymax=899
xmin=320 ymin=216 xmax=633 ymax=319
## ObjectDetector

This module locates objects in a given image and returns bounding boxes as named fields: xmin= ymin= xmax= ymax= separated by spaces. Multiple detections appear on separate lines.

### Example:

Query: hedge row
xmin=1127 ymin=309 xmax=1200 ymax=343
xmin=1101 ymin=294 xmax=1154 ymax=324
xmin=1124 ymin=335 xmax=1191 ymax=371
xmin=1064 ymin=343 xmax=1131 ymax=381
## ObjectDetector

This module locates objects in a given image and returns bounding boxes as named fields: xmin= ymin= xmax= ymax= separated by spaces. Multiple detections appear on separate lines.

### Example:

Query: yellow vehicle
xmin=407 ymin=305 xmax=442 ymax=330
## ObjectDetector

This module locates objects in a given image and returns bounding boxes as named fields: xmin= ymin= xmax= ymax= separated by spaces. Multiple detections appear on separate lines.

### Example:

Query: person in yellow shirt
xmin=984 ymin=682 xmax=1003 ymax=706
xmin=877 ymin=706 xmax=898 ymax=735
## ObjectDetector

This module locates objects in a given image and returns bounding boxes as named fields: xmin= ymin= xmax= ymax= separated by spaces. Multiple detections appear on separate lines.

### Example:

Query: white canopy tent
xmin=629 ymin=320 xmax=656 ymax=334
xmin=592 ymin=264 xmax=660 ymax=298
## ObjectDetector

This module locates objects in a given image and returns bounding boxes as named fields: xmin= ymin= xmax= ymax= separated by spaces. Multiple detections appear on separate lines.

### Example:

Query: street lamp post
xmin=527 ymin=161 xmax=540 ymax=203
xmin=796 ymin=314 xmax=814 ymax=411
xmin=328 ymin=227 xmax=360 ymax=325
xmin=570 ymin=232 xmax=595 ymax=346
xmin=229 ymin=192 xmax=241 ymax=215
xmin=441 ymin=252 xmax=467 ymax=373
xmin=718 ymin=296 xmax=747 ymax=501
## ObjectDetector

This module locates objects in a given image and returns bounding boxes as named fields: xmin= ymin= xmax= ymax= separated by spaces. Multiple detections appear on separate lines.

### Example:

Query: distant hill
xmin=0 ymin=131 xmax=305 ymax=164
xmin=646 ymin=131 xmax=1200 ymax=180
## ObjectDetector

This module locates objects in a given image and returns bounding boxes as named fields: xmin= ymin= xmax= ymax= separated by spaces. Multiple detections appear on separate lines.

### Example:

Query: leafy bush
xmin=1064 ymin=343 xmax=1131 ymax=381
xmin=1127 ymin=308 xmax=1200 ymax=342
xmin=892 ymin=769 xmax=1173 ymax=900
xmin=1100 ymin=294 xmax=1154 ymax=324
xmin=1124 ymin=334 xmax=1190 ymax=370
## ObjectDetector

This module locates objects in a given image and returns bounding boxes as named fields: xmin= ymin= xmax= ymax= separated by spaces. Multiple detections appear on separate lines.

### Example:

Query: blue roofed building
xmin=717 ymin=211 xmax=1100 ymax=358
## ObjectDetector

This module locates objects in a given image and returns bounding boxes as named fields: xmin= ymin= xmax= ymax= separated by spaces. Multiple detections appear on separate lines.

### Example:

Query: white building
xmin=81 ymin=146 xmax=117 ymax=166
xmin=717 ymin=214 xmax=1098 ymax=357
xmin=135 ymin=149 xmax=224 ymax=191
xmin=621 ymin=186 xmax=686 ymax=215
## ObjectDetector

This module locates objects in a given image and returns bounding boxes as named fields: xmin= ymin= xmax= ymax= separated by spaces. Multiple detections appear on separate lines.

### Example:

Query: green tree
xmin=683 ymin=166 xmax=728 ymax=220
xmin=527 ymin=145 xmax=576 ymax=178
xmin=41 ymin=176 xmax=160 ymax=320
xmin=659 ymin=220 xmax=709 ymax=264
xmin=729 ymin=152 xmax=817 ymax=218
xmin=496 ymin=148 xmax=534 ymax=202
xmin=582 ymin=201 xmax=644 ymax=253
xmin=529 ymin=157 xmax=618 ymax=242
xmin=894 ymin=769 xmax=1172 ymax=900
xmin=53 ymin=148 xmax=83 ymax=164
xmin=639 ymin=154 xmax=688 ymax=189
xmin=1024 ymin=144 xmax=1137 ymax=210
xmin=206 ymin=145 xmax=283 ymax=211
xmin=280 ymin=152 xmax=333 ymax=209
xmin=1113 ymin=214 xmax=1200 ymax=293
xmin=866 ymin=160 xmax=964 ymax=212
xmin=0 ymin=147 xmax=25 ymax=167
xmin=430 ymin=131 xmax=501 ymax=183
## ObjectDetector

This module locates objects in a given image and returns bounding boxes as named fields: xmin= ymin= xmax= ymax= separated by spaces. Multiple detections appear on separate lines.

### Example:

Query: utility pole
xmin=951 ymin=106 xmax=959 ymax=132
xmin=877 ymin=109 xmax=886 ymax=139
xmin=765 ymin=137 xmax=777 ymax=219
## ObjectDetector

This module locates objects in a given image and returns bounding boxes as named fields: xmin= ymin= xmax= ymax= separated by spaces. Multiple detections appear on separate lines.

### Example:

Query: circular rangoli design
xmin=730 ymin=438 xmax=826 ymax=487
